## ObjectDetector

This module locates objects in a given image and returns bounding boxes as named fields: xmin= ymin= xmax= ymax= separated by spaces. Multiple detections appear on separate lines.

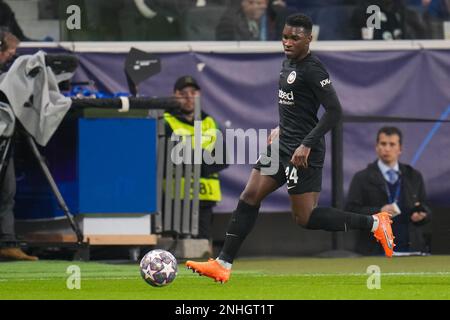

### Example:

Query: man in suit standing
xmin=346 ymin=126 xmax=431 ymax=255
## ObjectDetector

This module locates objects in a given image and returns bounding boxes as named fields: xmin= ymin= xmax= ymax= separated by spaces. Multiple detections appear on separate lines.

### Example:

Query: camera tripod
xmin=0 ymin=128 xmax=84 ymax=244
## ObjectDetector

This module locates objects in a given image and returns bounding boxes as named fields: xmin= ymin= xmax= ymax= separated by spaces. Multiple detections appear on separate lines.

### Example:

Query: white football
xmin=140 ymin=249 xmax=178 ymax=287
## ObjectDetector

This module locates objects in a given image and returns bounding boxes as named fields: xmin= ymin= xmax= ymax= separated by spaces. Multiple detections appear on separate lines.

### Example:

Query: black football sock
xmin=306 ymin=207 xmax=374 ymax=232
xmin=218 ymin=200 xmax=260 ymax=264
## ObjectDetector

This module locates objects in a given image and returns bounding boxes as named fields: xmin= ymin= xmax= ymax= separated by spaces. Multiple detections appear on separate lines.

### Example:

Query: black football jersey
xmin=278 ymin=52 xmax=342 ymax=168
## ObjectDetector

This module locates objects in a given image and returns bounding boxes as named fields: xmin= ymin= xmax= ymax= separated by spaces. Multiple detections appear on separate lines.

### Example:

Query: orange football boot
xmin=373 ymin=212 xmax=396 ymax=257
xmin=186 ymin=258 xmax=231 ymax=283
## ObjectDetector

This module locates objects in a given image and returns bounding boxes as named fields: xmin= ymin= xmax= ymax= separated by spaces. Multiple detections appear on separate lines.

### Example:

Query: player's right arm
xmin=268 ymin=126 xmax=279 ymax=144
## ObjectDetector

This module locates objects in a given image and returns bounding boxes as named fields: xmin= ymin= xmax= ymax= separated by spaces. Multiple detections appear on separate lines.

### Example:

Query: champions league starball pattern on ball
xmin=140 ymin=249 xmax=178 ymax=287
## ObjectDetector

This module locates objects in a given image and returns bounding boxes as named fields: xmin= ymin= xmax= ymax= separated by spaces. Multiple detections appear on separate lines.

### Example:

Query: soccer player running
xmin=186 ymin=13 xmax=395 ymax=283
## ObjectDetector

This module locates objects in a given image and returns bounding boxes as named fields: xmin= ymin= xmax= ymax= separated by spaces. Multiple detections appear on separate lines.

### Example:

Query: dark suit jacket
xmin=216 ymin=7 xmax=268 ymax=41
xmin=345 ymin=161 xmax=431 ymax=255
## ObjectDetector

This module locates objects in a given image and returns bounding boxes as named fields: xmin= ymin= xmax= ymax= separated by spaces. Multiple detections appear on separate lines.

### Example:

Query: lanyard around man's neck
xmin=385 ymin=177 xmax=401 ymax=204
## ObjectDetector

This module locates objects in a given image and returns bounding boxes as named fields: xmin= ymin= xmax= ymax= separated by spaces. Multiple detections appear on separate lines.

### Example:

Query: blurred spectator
xmin=0 ymin=0 xmax=31 ymax=41
xmin=351 ymin=0 xmax=427 ymax=40
xmin=133 ymin=0 xmax=233 ymax=40
xmin=282 ymin=0 xmax=356 ymax=12
xmin=407 ymin=0 xmax=449 ymax=19
xmin=269 ymin=1 xmax=358 ymax=41
xmin=426 ymin=0 xmax=450 ymax=19
xmin=268 ymin=0 xmax=290 ymax=39
xmin=83 ymin=0 xmax=124 ymax=40
xmin=410 ymin=0 xmax=450 ymax=38
xmin=79 ymin=0 xmax=184 ymax=41
xmin=216 ymin=0 xmax=272 ymax=40
xmin=120 ymin=0 xmax=182 ymax=40
xmin=141 ymin=0 xmax=196 ymax=19
xmin=140 ymin=0 xmax=232 ymax=20
xmin=346 ymin=127 xmax=432 ymax=255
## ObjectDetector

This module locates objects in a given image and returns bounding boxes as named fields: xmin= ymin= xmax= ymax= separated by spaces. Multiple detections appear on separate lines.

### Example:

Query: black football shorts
xmin=253 ymin=144 xmax=322 ymax=195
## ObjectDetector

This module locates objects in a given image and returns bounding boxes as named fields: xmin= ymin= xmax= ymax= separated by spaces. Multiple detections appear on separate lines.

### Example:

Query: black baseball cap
xmin=174 ymin=75 xmax=200 ymax=92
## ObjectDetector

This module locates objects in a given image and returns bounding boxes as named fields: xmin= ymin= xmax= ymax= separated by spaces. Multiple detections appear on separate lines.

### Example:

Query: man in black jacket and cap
xmin=164 ymin=75 xmax=228 ymax=247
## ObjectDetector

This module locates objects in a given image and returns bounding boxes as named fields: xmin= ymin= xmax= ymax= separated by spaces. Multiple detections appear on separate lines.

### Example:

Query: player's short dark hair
xmin=377 ymin=126 xmax=403 ymax=145
xmin=285 ymin=13 xmax=313 ymax=34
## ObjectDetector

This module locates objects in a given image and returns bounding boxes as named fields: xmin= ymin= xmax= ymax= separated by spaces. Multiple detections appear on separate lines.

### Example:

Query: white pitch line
xmin=0 ymin=277 xmax=138 ymax=282
xmin=242 ymin=272 xmax=450 ymax=277
xmin=1 ymin=272 xmax=449 ymax=282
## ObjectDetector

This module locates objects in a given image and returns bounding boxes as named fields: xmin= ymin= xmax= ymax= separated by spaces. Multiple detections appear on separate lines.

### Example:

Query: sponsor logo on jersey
xmin=320 ymin=78 xmax=331 ymax=87
xmin=287 ymin=71 xmax=296 ymax=84
xmin=278 ymin=89 xmax=295 ymax=106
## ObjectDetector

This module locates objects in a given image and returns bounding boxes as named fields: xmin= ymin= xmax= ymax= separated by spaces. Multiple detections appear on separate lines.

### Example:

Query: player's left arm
xmin=303 ymin=64 xmax=342 ymax=147
xmin=291 ymin=64 xmax=342 ymax=168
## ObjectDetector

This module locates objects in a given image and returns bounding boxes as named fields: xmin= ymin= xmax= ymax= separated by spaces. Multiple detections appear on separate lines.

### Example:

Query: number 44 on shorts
xmin=285 ymin=166 xmax=298 ymax=187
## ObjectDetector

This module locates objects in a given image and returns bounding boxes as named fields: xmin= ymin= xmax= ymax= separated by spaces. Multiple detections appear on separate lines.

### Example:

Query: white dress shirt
xmin=377 ymin=159 xmax=400 ymax=183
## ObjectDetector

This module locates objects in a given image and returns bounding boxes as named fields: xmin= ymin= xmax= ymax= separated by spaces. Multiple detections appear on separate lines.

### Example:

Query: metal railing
xmin=153 ymin=96 xmax=202 ymax=238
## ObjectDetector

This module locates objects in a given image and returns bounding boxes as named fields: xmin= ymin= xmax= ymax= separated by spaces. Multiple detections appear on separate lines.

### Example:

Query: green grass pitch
xmin=1 ymin=256 xmax=449 ymax=300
